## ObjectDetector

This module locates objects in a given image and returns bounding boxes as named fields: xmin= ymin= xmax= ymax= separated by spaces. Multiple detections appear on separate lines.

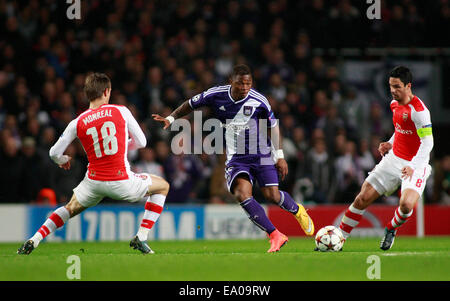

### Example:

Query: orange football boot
xmin=267 ymin=229 xmax=288 ymax=253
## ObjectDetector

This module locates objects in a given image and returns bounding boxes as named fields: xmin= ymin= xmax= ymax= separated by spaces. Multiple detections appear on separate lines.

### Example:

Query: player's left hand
xmin=276 ymin=158 xmax=288 ymax=181
xmin=401 ymin=166 xmax=414 ymax=181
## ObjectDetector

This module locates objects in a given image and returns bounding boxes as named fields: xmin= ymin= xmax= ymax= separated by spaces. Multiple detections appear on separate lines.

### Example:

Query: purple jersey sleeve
xmin=188 ymin=91 xmax=210 ymax=109
xmin=261 ymin=103 xmax=278 ymax=128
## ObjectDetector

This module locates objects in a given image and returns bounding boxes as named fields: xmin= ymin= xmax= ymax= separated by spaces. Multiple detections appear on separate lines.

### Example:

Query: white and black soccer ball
xmin=314 ymin=225 xmax=345 ymax=252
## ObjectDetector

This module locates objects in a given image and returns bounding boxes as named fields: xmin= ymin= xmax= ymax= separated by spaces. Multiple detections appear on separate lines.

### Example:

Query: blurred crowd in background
xmin=0 ymin=0 xmax=449 ymax=205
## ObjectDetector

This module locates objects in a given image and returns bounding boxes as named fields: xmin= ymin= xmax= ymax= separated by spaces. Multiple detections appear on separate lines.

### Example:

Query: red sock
xmin=386 ymin=207 xmax=413 ymax=231
xmin=339 ymin=204 xmax=365 ymax=239
xmin=31 ymin=207 xmax=70 ymax=246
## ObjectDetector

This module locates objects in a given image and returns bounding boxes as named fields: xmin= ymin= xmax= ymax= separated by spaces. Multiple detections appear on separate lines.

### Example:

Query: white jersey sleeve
xmin=388 ymin=133 xmax=395 ymax=145
xmin=118 ymin=106 xmax=147 ymax=150
xmin=49 ymin=118 xmax=78 ymax=165
xmin=410 ymin=106 xmax=433 ymax=170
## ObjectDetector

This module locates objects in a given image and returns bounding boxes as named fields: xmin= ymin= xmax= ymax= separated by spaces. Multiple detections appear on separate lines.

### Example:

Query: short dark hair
xmin=84 ymin=73 xmax=111 ymax=101
xmin=231 ymin=64 xmax=252 ymax=79
xmin=389 ymin=66 xmax=412 ymax=86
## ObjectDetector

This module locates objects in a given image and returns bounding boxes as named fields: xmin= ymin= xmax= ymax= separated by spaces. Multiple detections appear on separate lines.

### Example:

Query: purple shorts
xmin=225 ymin=162 xmax=279 ymax=192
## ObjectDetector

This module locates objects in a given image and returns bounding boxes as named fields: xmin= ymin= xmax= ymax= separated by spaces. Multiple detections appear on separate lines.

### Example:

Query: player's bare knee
xmin=262 ymin=189 xmax=280 ymax=204
xmin=64 ymin=196 xmax=79 ymax=217
xmin=399 ymin=203 xmax=413 ymax=214
xmin=232 ymin=189 xmax=251 ymax=203
xmin=65 ymin=203 xmax=81 ymax=218
xmin=400 ymin=189 xmax=419 ymax=213
xmin=148 ymin=176 xmax=170 ymax=196
xmin=64 ymin=204 xmax=74 ymax=217
xmin=399 ymin=197 xmax=415 ymax=214
xmin=160 ymin=180 xmax=170 ymax=195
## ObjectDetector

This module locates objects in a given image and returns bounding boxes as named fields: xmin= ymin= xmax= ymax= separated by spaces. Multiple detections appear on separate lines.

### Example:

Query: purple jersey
xmin=189 ymin=85 xmax=278 ymax=165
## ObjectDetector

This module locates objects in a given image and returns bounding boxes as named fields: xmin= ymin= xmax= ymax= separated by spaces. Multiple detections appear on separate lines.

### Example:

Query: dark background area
xmin=0 ymin=0 xmax=449 ymax=205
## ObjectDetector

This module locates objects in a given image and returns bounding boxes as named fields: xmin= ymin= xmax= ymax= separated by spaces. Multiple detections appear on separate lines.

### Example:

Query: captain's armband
xmin=417 ymin=124 xmax=432 ymax=138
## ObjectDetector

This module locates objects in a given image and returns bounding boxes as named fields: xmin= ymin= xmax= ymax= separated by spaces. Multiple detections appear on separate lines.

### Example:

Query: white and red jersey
xmin=49 ymin=104 xmax=146 ymax=181
xmin=389 ymin=95 xmax=433 ymax=168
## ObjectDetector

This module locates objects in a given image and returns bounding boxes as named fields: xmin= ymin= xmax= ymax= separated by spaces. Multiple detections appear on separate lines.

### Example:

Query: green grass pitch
xmin=1 ymin=237 xmax=449 ymax=281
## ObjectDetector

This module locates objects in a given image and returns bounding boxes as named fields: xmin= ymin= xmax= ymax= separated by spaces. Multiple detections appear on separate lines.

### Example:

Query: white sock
xmin=30 ymin=232 xmax=43 ymax=247
xmin=137 ymin=227 xmax=149 ymax=242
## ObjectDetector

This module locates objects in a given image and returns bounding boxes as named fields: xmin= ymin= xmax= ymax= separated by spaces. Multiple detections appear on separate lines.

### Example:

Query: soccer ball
xmin=315 ymin=225 xmax=345 ymax=252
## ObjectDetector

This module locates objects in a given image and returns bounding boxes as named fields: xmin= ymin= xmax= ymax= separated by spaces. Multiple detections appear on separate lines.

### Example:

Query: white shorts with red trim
xmin=73 ymin=172 xmax=152 ymax=207
xmin=366 ymin=151 xmax=431 ymax=197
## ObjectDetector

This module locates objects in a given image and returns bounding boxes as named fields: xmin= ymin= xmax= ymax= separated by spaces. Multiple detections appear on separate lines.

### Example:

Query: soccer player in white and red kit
xmin=18 ymin=73 xmax=170 ymax=255
xmin=338 ymin=66 xmax=433 ymax=250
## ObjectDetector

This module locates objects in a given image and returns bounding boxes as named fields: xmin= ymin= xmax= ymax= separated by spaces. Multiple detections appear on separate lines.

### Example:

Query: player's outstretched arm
xmin=49 ymin=119 xmax=77 ymax=169
xmin=122 ymin=106 xmax=147 ymax=150
xmin=152 ymin=100 xmax=193 ymax=129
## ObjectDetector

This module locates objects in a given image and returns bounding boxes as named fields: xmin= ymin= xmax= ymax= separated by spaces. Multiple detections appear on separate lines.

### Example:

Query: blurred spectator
xmin=0 ymin=135 xmax=24 ymax=202
xmin=0 ymin=96 xmax=5 ymax=125
xmin=240 ymin=22 xmax=261 ymax=66
xmin=384 ymin=5 xmax=410 ymax=47
xmin=261 ymin=48 xmax=294 ymax=83
xmin=164 ymin=152 xmax=204 ymax=203
xmin=302 ymin=0 xmax=330 ymax=47
xmin=33 ymin=188 xmax=58 ymax=206
xmin=304 ymin=139 xmax=333 ymax=203
xmin=357 ymin=138 xmax=375 ymax=176
xmin=368 ymin=102 xmax=392 ymax=138
xmin=329 ymin=0 xmax=362 ymax=47
xmin=145 ymin=66 xmax=164 ymax=111
xmin=209 ymin=153 xmax=234 ymax=203
xmin=215 ymin=46 xmax=234 ymax=82
xmin=338 ymin=88 xmax=370 ymax=141
xmin=267 ymin=73 xmax=287 ymax=102
xmin=311 ymin=89 xmax=329 ymax=127
xmin=19 ymin=136 xmax=47 ymax=202
xmin=334 ymin=140 xmax=364 ymax=203
xmin=196 ymin=152 xmax=218 ymax=200
xmin=432 ymin=156 xmax=450 ymax=204
xmin=134 ymin=147 xmax=165 ymax=178
xmin=316 ymin=103 xmax=345 ymax=155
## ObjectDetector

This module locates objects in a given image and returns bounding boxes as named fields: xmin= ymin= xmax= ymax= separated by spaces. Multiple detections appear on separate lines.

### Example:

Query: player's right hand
xmin=59 ymin=156 xmax=72 ymax=170
xmin=276 ymin=158 xmax=288 ymax=181
xmin=378 ymin=142 xmax=392 ymax=156
xmin=152 ymin=114 xmax=171 ymax=130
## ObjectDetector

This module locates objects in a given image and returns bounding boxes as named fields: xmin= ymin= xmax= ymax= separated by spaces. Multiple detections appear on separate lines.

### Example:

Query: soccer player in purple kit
xmin=153 ymin=65 xmax=314 ymax=252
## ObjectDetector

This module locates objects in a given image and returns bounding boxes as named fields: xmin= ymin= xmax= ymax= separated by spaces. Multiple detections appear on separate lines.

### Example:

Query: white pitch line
xmin=381 ymin=251 xmax=447 ymax=256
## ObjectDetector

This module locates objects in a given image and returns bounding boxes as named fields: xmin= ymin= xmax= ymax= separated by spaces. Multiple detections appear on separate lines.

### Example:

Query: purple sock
xmin=279 ymin=191 xmax=299 ymax=214
xmin=240 ymin=197 xmax=276 ymax=234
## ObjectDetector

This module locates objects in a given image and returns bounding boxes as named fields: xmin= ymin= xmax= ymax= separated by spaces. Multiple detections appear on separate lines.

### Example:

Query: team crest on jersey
xmin=402 ymin=112 xmax=408 ymax=121
xmin=243 ymin=106 xmax=253 ymax=116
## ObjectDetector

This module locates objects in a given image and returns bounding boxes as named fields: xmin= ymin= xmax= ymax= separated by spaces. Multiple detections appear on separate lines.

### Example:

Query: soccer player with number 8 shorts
xmin=338 ymin=66 xmax=433 ymax=251
xmin=18 ymin=73 xmax=169 ymax=255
